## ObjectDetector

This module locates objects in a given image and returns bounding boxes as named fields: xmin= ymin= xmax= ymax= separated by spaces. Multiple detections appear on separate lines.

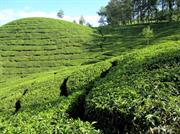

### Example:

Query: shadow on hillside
xmin=83 ymin=22 xmax=180 ymax=61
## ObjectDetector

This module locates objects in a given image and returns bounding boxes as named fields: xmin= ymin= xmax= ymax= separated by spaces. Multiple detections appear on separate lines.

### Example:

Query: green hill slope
xmin=86 ymin=42 xmax=180 ymax=133
xmin=98 ymin=22 xmax=180 ymax=56
xmin=0 ymin=19 xmax=179 ymax=134
xmin=0 ymin=17 xmax=103 ymax=79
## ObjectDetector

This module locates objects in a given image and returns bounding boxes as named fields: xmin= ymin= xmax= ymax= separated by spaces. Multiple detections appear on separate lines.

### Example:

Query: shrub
xmin=142 ymin=26 xmax=154 ymax=45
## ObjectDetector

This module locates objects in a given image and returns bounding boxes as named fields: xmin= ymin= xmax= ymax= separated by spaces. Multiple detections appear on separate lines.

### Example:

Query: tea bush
xmin=85 ymin=42 xmax=180 ymax=134
xmin=1 ymin=18 xmax=180 ymax=133
xmin=0 ymin=18 xmax=105 ymax=78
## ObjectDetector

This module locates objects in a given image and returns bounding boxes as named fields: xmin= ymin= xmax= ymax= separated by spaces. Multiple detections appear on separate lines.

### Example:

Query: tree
xmin=79 ymin=16 xmax=86 ymax=25
xmin=99 ymin=0 xmax=180 ymax=25
xmin=123 ymin=0 xmax=133 ymax=24
xmin=157 ymin=0 xmax=168 ymax=21
xmin=105 ymin=0 xmax=133 ymax=25
xmin=97 ymin=6 xmax=107 ymax=16
xmin=57 ymin=10 xmax=64 ymax=18
xmin=175 ymin=0 xmax=180 ymax=20
xmin=142 ymin=26 xmax=154 ymax=45
xmin=106 ymin=0 xmax=122 ymax=25
xmin=145 ymin=0 xmax=158 ymax=22
xmin=73 ymin=20 xmax=77 ymax=24
xmin=98 ymin=6 xmax=107 ymax=26
xmin=165 ymin=0 xmax=175 ymax=21
xmin=98 ymin=17 xmax=106 ymax=26
xmin=86 ymin=22 xmax=92 ymax=27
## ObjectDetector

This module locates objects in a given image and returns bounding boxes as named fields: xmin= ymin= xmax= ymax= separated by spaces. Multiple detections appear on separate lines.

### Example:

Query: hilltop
xmin=0 ymin=17 xmax=106 ymax=79
xmin=0 ymin=18 xmax=179 ymax=134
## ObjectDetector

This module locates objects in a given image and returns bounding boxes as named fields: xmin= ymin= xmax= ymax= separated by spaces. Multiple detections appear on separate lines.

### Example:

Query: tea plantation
xmin=0 ymin=18 xmax=179 ymax=134
xmin=0 ymin=17 xmax=106 ymax=79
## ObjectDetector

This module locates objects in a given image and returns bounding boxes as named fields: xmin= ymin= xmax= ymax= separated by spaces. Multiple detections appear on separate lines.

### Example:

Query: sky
xmin=0 ymin=0 xmax=109 ymax=26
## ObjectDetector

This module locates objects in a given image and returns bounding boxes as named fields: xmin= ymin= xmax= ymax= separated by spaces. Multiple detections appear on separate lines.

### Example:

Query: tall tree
xmin=145 ymin=0 xmax=158 ymax=22
xmin=175 ymin=0 xmax=180 ymax=20
xmin=106 ymin=0 xmax=121 ymax=25
xmin=86 ymin=22 xmax=92 ymax=27
xmin=79 ymin=16 xmax=86 ymax=25
xmin=98 ymin=17 xmax=106 ymax=26
xmin=123 ymin=0 xmax=133 ymax=24
xmin=97 ymin=6 xmax=107 ymax=17
xmin=166 ymin=0 xmax=175 ymax=21
xmin=105 ymin=0 xmax=133 ymax=25
xmin=98 ymin=0 xmax=179 ymax=25
xmin=98 ymin=6 xmax=107 ymax=26
xmin=57 ymin=10 xmax=64 ymax=18
xmin=157 ymin=0 xmax=166 ymax=21
xmin=73 ymin=20 xmax=77 ymax=24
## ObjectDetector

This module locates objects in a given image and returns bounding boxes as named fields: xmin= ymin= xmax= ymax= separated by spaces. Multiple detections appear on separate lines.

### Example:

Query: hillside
xmin=0 ymin=17 xmax=105 ymax=79
xmin=0 ymin=18 xmax=179 ymax=134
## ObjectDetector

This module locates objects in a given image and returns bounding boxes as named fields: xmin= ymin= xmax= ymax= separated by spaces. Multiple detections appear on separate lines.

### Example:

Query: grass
xmin=0 ymin=18 xmax=179 ymax=133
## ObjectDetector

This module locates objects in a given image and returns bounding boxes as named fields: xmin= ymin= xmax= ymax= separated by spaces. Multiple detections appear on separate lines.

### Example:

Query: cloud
xmin=0 ymin=9 xmax=100 ymax=26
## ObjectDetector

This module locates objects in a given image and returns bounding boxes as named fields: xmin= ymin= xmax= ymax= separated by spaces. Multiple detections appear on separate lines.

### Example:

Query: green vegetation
xmin=142 ymin=26 xmax=154 ymax=45
xmin=0 ymin=17 xmax=179 ymax=133
xmin=79 ymin=16 xmax=86 ymax=25
xmin=0 ymin=17 xmax=107 ymax=80
xmin=98 ymin=0 xmax=180 ymax=25
xmin=0 ymin=64 xmax=103 ymax=133
xmin=57 ymin=10 xmax=64 ymax=18
xmin=85 ymin=42 xmax=180 ymax=133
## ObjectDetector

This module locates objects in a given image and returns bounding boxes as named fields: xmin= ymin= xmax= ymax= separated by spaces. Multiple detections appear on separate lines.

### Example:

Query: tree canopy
xmin=57 ymin=10 xmax=64 ymax=18
xmin=98 ymin=0 xmax=180 ymax=25
xmin=79 ymin=16 xmax=86 ymax=25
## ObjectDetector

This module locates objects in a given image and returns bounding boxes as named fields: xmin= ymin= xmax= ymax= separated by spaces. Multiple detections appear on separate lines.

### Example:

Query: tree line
xmin=98 ymin=0 xmax=180 ymax=25
xmin=57 ymin=10 xmax=92 ymax=26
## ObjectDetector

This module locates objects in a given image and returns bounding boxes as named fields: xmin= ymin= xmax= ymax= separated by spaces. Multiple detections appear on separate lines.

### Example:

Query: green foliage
xmin=99 ymin=0 xmax=180 ymax=25
xmin=67 ymin=61 xmax=112 ymax=94
xmin=0 ymin=65 xmax=101 ymax=133
xmin=0 ymin=18 xmax=180 ymax=134
xmin=57 ymin=10 xmax=64 ymax=18
xmin=98 ymin=7 xmax=107 ymax=26
xmin=85 ymin=42 xmax=180 ymax=133
xmin=86 ymin=22 xmax=92 ymax=27
xmin=142 ymin=26 xmax=154 ymax=45
xmin=0 ymin=17 xmax=105 ymax=78
xmin=79 ymin=16 xmax=86 ymax=25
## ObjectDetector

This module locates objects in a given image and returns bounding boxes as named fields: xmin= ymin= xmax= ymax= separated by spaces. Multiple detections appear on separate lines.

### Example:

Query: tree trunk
xmin=168 ymin=0 xmax=173 ymax=21
xmin=177 ymin=0 xmax=180 ymax=20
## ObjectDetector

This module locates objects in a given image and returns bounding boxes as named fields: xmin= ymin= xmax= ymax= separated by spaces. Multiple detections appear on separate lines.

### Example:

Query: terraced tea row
xmin=85 ymin=42 xmax=180 ymax=134
xmin=0 ymin=59 xmax=116 ymax=133
xmin=0 ymin=18 xmax=103 ymax=78
xmin=1 ymin=41 xmax=179 ymax=133
xmin=1 ymin=18 xmax=179 ymax=133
